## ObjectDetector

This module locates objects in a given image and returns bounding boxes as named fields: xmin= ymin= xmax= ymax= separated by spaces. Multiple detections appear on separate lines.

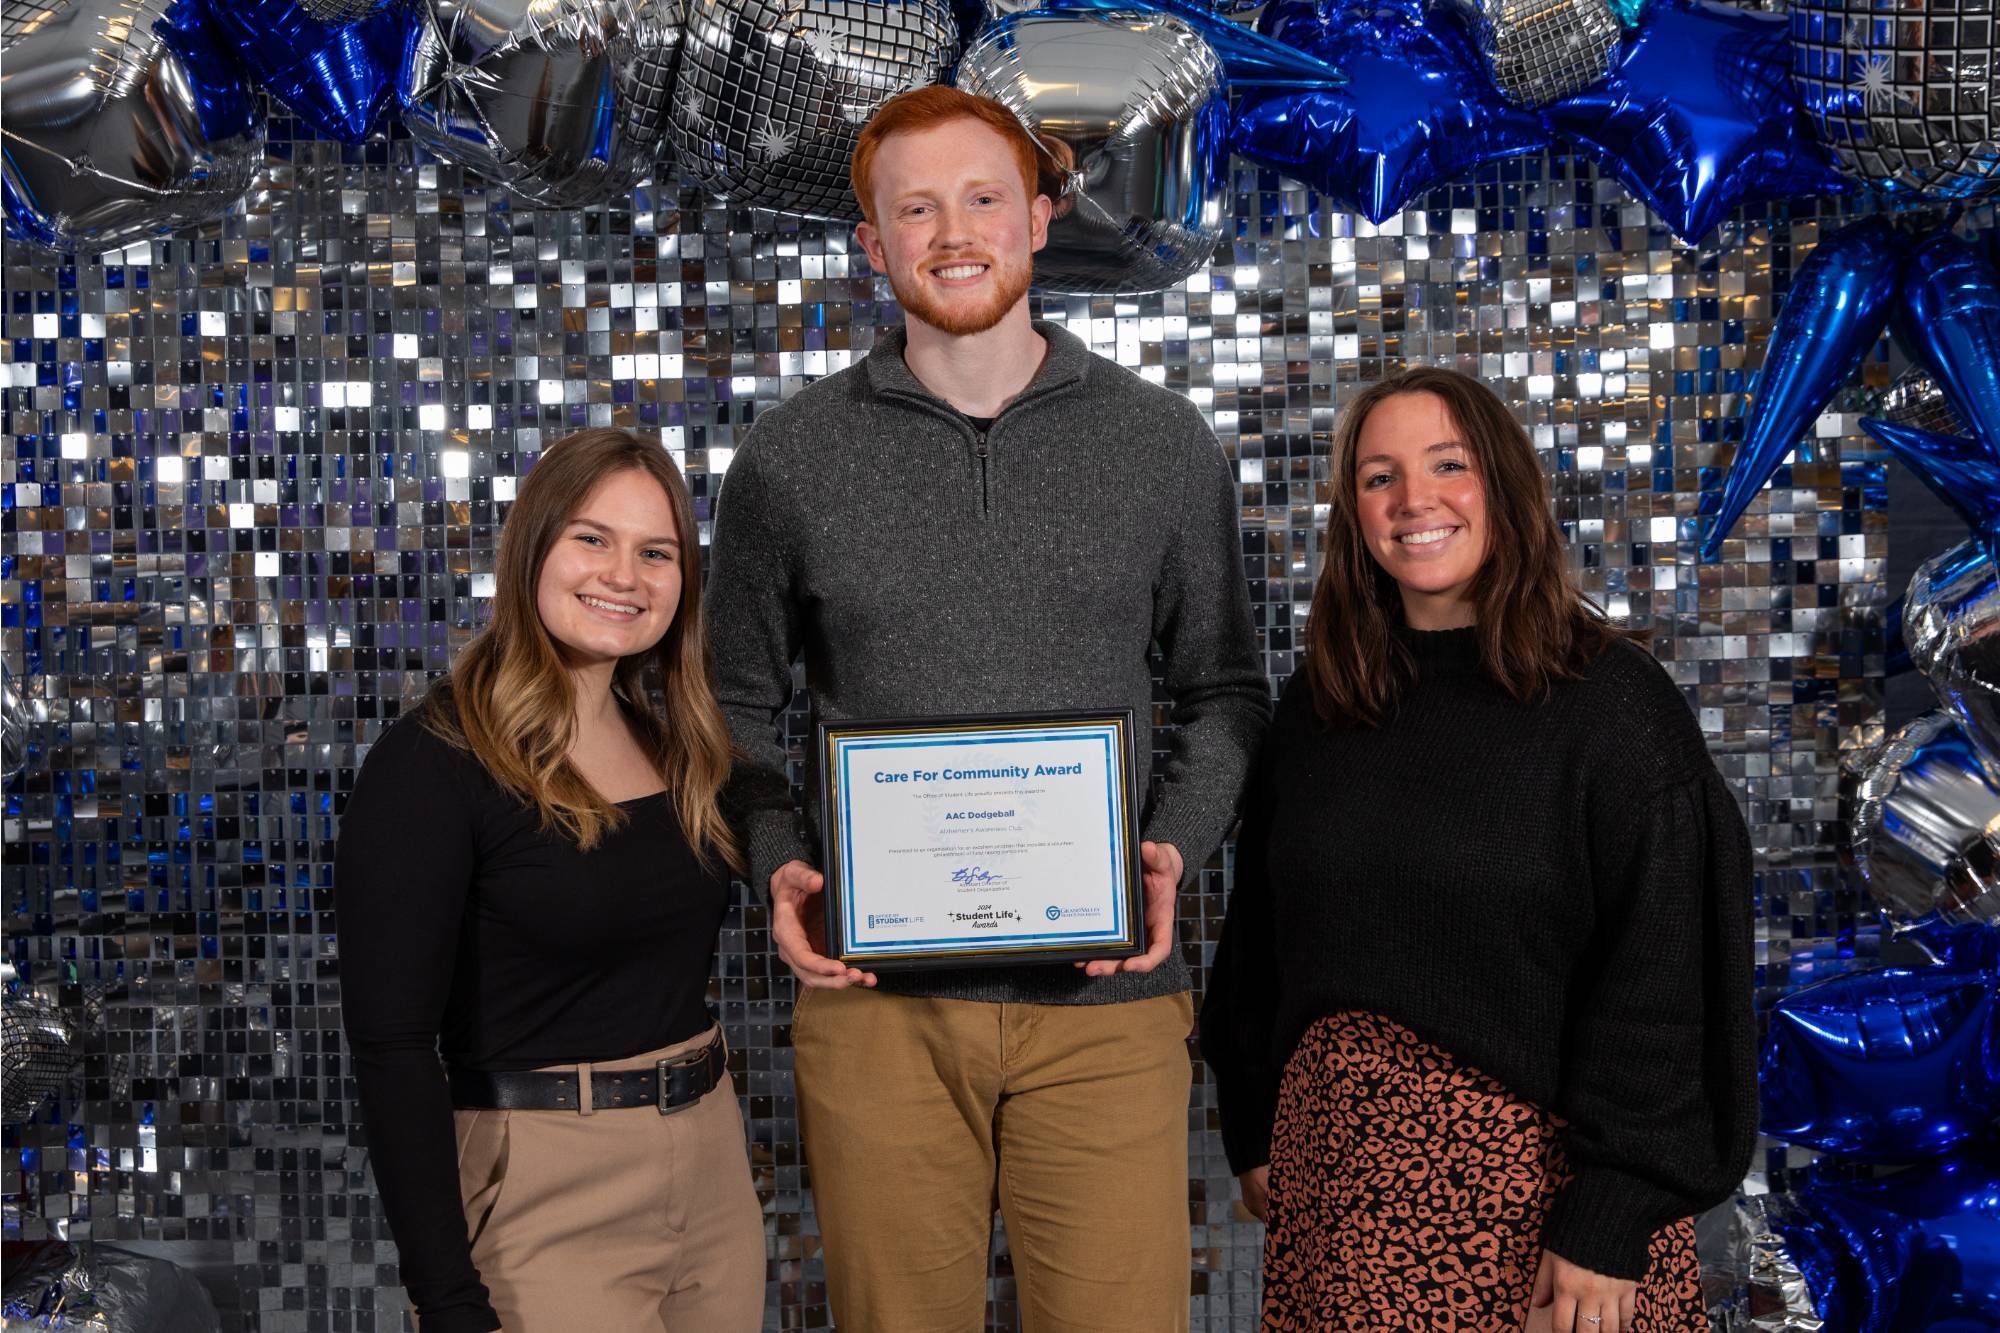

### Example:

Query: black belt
xmin=447 ymin=1030 xmax=727 ymax=1114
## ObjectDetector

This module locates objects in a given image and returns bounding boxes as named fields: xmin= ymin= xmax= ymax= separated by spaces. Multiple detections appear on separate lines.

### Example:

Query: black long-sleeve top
xmin=1199 ymin=626 xmax=1758 ymax=1280
xmin=334 ymin=706 xmax=731 ymax=1333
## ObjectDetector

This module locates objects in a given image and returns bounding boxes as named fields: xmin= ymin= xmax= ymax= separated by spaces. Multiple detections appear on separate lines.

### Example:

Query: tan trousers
xmin=792 ymin=989 xmax=1195 ymax=1333
xmin=449 ymin=1026 xmax=766 ymax=1331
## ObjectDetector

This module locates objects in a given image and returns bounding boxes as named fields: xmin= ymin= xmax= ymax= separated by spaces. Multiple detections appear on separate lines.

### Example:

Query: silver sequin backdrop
xmin=2 ymin=116 xmax=1886 ymax=1329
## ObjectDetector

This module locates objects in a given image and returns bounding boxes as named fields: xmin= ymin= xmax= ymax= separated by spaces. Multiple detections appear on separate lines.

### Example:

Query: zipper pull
xmin=975 ymin=431 xmax=990 ymax=514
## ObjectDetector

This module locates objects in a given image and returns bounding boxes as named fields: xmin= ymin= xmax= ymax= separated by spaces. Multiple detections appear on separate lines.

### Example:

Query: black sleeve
xmin=1542 ymin=763 xmax=1760 ymax=1280
xmin=1197 ymin=689 xmax=1287 ymax=1176
xmin=334 ymin=714 xmax=501 ymax=1333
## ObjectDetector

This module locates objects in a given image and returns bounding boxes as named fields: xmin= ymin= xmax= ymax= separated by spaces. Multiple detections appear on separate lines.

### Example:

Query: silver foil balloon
xmin=957 ymin=9 xmax=1228 ymax=294
xmin=668 ymin=0 xmax=958 ymax=220
xmin=2 ymin=989 xmax=83 ymax=1123
xmin=1908 ymin=535 xmax=2000 ymax=781
xmin=1696 ymin=1196 xmax=1826 ymax=1332
xmin=0 ymin=1241 xmax=223 ymax=1332
xmin=1744 ymin=1199 xmax=1829 ymax=1333
xmin=0 ymin=0 xmax=264 ymax=252
xmin=1791 ymin=0 xmax=1999 ymax=203
xmin=1844 ymin=710 xmax=2000 ymax=924
xmin=1880 ymin=362 xmax=1972 ymax=439
xmin=1 ymin=659 xmax=45 ymax=784
xmin=1473 ymin=0 xmax=1621 ymax=108
xmin=400 ymin=0 xmax=683 ymax=208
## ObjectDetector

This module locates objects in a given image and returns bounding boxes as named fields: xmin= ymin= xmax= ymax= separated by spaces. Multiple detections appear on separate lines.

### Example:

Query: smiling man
xmin=706 ymin=86 xmax=1269 ymax=1331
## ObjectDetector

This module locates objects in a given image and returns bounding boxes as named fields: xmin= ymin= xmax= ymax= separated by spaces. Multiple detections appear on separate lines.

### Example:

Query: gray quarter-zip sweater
xmin=707 ymin=321 xmax=1270 ymax=1005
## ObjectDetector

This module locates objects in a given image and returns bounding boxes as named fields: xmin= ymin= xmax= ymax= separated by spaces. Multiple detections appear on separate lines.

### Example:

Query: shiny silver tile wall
xmin=2 ymin=116 xmax=1882 ymax=1331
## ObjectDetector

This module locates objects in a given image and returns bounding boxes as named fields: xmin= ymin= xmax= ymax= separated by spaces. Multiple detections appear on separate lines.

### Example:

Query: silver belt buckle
xmin=655 ymin=1037 xmax=715 ymax=1116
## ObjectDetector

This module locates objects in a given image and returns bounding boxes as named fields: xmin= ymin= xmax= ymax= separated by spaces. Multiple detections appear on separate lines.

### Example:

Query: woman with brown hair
xmin=1200 ymin=369 xmax=1758 ymax=1333
xmin=335 ymin=430 xmax=764 ymax=1332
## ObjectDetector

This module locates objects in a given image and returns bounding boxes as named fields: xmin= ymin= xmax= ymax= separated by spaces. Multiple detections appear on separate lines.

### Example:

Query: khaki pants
xmin=450 ymin=1026 xmax=766 ymax=1331
xmin=792 ymin=989 xmax=1195 ymax=1333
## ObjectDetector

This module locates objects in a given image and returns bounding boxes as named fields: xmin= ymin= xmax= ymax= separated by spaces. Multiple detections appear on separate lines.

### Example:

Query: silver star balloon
xmin=1791 ymin=0 xmax=1999 ymax=203
xmin=0 ymin=0 xmax=265 ymax=252
xmin=401 ymin=0 xmax=684 ymax=208
xmin=1473 ymin=0 xmax=1622 ymax=108
xmin=957 ymin=9 xmax=1229 ymax=294
xmin=1843 ymin=709 xmax=2000 ymax=925
xmin=668 ymin=0 xmax=959 ymax=220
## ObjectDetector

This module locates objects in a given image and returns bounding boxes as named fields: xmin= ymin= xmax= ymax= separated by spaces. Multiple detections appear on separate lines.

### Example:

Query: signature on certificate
xmin=950 ymin=866 xmax=1007 ymax=886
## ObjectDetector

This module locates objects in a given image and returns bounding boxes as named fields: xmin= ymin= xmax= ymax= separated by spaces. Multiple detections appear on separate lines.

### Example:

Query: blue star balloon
xmin=1540 ymin=0 xmax=1847 ymax=244
xmin=1701 ymin=215 xmax=1908 ymax=558
xmin=1775 ymin=1136 xmax=2000 ymax=1332
xmin=1229 ymin=0 xmax=1546 ymax=222
xmin=1893 ymin=229 xmax=2000 ymax=471
xmin=1862 ymin=420 xmax=2000 ymax=565
xmin=1023 ymin=0 xmax=1345 ymax=88
xmin=1760 ymin=964 xmax=2000 ymax=1163
xmin=201 ymin=0 xmax=410 ymax=144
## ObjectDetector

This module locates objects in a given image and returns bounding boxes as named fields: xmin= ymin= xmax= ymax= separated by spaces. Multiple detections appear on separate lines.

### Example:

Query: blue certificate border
xmin=817 ymin=711 xmax=1144 ymax=970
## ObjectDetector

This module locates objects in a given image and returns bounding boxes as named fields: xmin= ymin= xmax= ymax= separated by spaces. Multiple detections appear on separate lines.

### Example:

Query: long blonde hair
xmin=425 ymin=428 xmax=742 ymax=869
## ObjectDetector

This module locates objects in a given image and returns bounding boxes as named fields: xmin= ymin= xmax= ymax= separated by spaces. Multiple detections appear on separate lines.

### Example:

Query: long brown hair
xmin=1301 ymin=368 xmax=1628 ymax=726
xmin=424 ymin=429 xmax=742 ymax=869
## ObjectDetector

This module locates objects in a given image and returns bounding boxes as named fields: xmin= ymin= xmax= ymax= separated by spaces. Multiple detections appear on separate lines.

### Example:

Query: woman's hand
xmin=1529 ymin=1249 xmax=1637 ymax=1333
xmin=1236 ymin=1165 xmax=1270 ymax=1221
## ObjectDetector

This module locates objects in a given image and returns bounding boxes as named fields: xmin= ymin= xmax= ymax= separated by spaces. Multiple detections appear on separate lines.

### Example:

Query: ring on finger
xmin=1582 ymin=1318 xmax=1602 ymax=1327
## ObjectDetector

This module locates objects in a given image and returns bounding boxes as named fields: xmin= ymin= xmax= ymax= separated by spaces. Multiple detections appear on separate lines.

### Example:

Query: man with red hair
xmin=709 ymin=85 xmax=1267 ymax=1330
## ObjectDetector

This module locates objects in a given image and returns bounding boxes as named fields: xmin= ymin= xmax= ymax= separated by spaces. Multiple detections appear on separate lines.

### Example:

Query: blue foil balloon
xmin=1761 ymin=965 xmax=2000 ymax=1163
xmin=1775 ymin=1137 xmax=2000 ymax=1332
xmin=1700 ymin=215 xmax=1908 ymax=558
xmin=1893 ymin=230 xmax=2000 ymax=471
xmin=1026 ymin=0 xmax=1345 ymax=88
xmin=201 ymin=0 xmax=410 ymax=144
xmin=1539 ymin=0 xmax=1847 ymax=245
xmin=1862 ymin=420 xmax=2000 ymax=565
xmin=1230 ymin=0 xmax=1546 ymax=222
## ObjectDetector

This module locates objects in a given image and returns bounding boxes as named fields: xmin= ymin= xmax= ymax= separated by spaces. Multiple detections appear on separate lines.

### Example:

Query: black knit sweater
xmin=1199 ymin=626 xmax=1758 ymax=1280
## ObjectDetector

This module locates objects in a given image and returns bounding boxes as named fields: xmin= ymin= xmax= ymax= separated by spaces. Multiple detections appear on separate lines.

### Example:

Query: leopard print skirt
xmin=1261 ymin=1011 xmax=1707 ymax=1332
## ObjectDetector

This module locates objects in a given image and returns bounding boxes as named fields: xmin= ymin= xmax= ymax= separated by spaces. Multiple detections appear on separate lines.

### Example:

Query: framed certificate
xmin=816 ymin=710 xmax=1145 ymax=970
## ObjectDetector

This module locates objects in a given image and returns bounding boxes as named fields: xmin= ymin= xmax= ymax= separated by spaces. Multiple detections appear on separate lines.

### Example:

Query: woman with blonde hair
xmin=337 ymin=429 xmax=764 ymax=1332
xmin=1201 ymin=369 xmax=1757 ymax=1332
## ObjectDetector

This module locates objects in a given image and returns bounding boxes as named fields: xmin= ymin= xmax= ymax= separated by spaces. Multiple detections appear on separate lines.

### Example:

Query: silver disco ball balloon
xmin=1907 ymin=534 xmax=2000 ymax=783
xmin=0 ymin=0 xmax=265 ymax=252
xmin=668 ymin=0 xmax=958 ymax=220
xmin=1474 ymin=0 xmax=1621 ymax=108
xmin=1880 ymin=362 xmax=1971 ymax=438
xmin=1843 ymin=709 xmax=2000 ymax=925
xmin=401 ymin=0 xmax=683 ymax=208
xmin=1791 ymin=0 xmax=2000 ymax=203
xmin=957 ymin=9 xmax=1229 ymax=294
xmin=2 ymin=990 xmax=82 ymax=1123
xmin=301 ymin=0 xmax=388 ymax=19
